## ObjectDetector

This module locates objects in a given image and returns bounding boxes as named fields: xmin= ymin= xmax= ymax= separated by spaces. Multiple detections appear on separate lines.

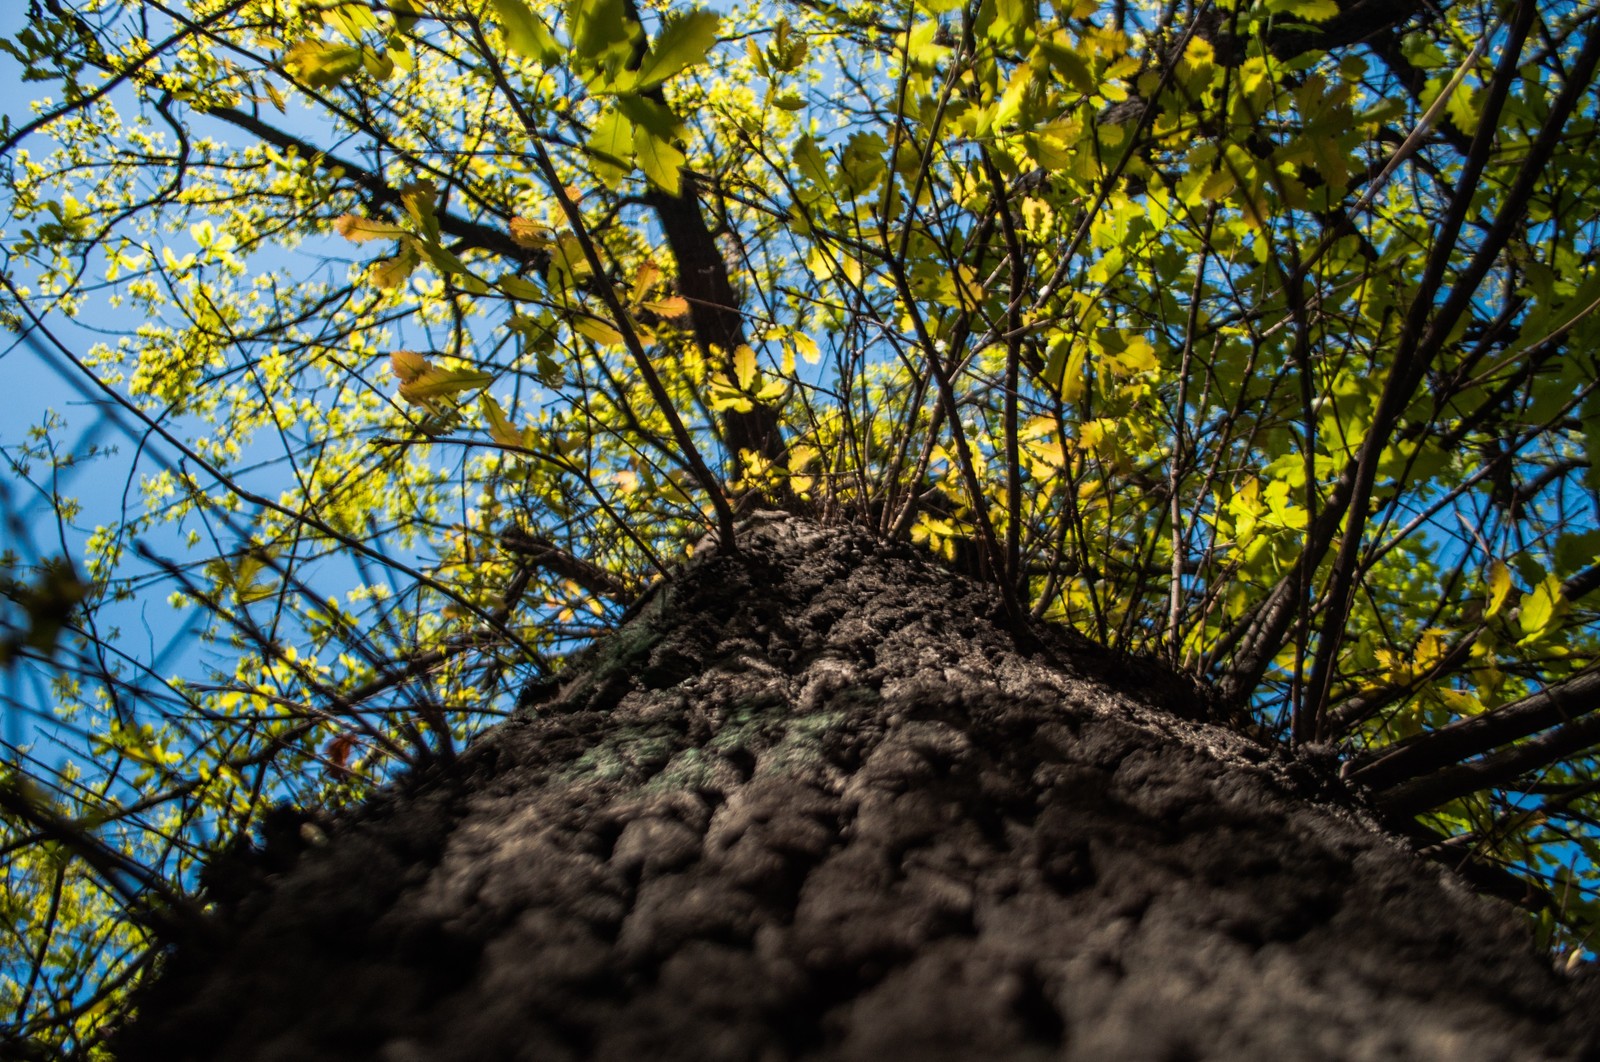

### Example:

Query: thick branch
xmin=1347 ymin=668 xmax=1600 ymax=795
xmin=643 ymin=182 xmax=787 ymax=471
xmin=501 ymin=530 xmax=632 ymax=603
xmin=203 ymin=105 xmax=540 ymax=266
xmin=1376 ymin=705 xmax=1600 ymax=817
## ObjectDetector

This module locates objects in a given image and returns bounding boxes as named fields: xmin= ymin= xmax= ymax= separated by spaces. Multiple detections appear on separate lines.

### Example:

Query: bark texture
xmin=119 ymin=514 xmax=1597 ymax=1061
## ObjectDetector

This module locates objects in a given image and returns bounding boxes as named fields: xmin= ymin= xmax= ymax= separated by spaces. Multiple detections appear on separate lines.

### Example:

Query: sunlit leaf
xmin=1486 ymin=560 xmax=1511 ymax=618
xmin=640 ymin=296 xmax=689 ymax=318
xmin=282 ymin=39 xmax=363 ymax=88
xmin=633 ymin=126 xmax=686 ymax=196
xmin=334 ymin=215 xmax=407 ymax=243
xmin=572 ymin=314 xmax=627 ymax=347
xmin=630 ymin=9 xmax=719 ymax=91
xmin=1264 ymin=0 xmax=1339 ymax=22
xmin=1520 ymin=575 xmax=1566 ymax=642
xmin=489 ymin=0 xmax=562 ymax=64
xmin=734 ymin=344 xmax=758 ymax=390
xmin=392 ymin=352 xmax=493 ymax=404
xmin=480 ymin=394 xmax=527 ymax=448
xmin=369 ymin=242 xmax=421 ymax=290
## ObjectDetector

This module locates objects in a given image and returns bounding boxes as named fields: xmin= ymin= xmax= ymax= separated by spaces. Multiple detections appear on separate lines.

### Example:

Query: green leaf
xmin=1041 ymin=336 xmax=1086 ymax=402
xmin=497 ymin=275 xmax=543 ymax=301
xmin=633 ymin=126 xmax=685 ymax=195
xmin=1264 ymin=0 xmax=1339 ymax=21
xmin=1444 ymin=83 xmax=1479 ymax=136
xmin=980 ymin=0 xmax=1032 ymax=46
xmin=767 ymin=17 xmax=808 ymax=72
xmin=615 ymin=94 xmax=679 ymax=138
xmin=1037 ymin=35 xmax=1096 ymax=97
xmin=568 ymin=0 xmax=633 ymax=66
xmin=630 ymin=10 xmax=719 ymax=92
xmin=282 ymin=39 xmax=363 ymax=88
xmin=403 ymin=371 xmax=493 ymax=401
xmin=399 ymin=180 xmax=441 ymax=242
xmin=793 ymin=134 xmax=830 ymax=187
xmin=1199 ymin=168 xmax=1236 ymax=202
xmin=1519 ymin=574 xmax=1565 ymax=641
xmin=587 ymin=106 xmax=634 ymax=189
xmin=615 ymin=96 xmax=685 ymax=194
xmin=419 ymin=242 xmax=469 ymax=277
xmin=836 ymin=132 xmax=888 ymax=197
xmin=489 ymin=0 xmax=562 ymax=64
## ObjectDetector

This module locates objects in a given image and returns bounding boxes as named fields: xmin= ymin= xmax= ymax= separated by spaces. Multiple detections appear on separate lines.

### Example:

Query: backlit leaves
xmin=392 ymin=351 xmax=493 ymax=407
xmin=283 ymin=39 xmax=363 ymax=87
xmin=628 ymin=9 xmax=720 ymax=92
xmin=7 ymin=0 xmax=1600 ymax=1048
xmin=490 ymin=0 xmax=562 ymax=64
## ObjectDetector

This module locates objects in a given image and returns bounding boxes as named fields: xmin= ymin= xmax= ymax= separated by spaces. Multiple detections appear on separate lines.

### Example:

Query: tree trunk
xmin=118 ymin=515 xmax=1597 ymax=1061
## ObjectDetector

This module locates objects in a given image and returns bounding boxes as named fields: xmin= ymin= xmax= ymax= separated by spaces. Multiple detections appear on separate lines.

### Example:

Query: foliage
xmin=2 ymin=0 xmax=1599 ymax=1051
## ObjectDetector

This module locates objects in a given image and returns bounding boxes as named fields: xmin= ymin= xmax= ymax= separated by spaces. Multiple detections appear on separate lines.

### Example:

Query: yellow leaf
xmin=1415 ymin=629 xmax=1447 ymax=670
xmin=793 ymin=332 xmax=821 ymax=364
xmin=630 ymin=259 xmax=664 ymax=304
xmin=572 ymin=314 xmax=626 ymax=347
xmin=733 ymin=344 xmax=757 ymax=390
xmin=708 ymin=375 xmax=752 ymax=412
xmin=1109 ymin=334 xmax=1158 ymax=376
xmin=480 ymin=394 xmax=525 ymax=448
xmin=1059 ymin=343 xmax=1087 ymax=403
xmin=399 ymin=366 xmax=493 ymax=402
xmin=391 ymin=351 xmax=491 ymax=403
xmin=366 ymin=241 xmax=419 ymax=291
xmin=1485 ymin=559 xmax=1511 ymax=617
xmin=334 ymin=215 xmax=407 ymax=242
xmin=640 ymin=296 xmax=689 ymax=319
xmin=509 ymin=217 xmax=550 ymax=249
xmin=788 ymin=444 xmax=821 ymax=473
xmin=390 ymin=351 xmax=431 ymax=383
xmin=1437 ymin=688 xmax=1482 ymax=717
xmin=497 ymin=275 xmax=542 ymax=301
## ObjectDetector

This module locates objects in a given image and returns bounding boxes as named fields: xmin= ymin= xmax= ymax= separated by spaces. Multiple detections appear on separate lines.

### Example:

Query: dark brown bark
xmin=1347 ymin=669 xmax=1600 ymax=797
xmin=116 ymin=516 xmax=1597 ymax=1061
xmin=644 ymin=181 xmax=786 ymax=471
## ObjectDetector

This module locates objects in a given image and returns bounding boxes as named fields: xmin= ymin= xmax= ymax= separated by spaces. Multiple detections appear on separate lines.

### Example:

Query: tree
xmin=0 ymin=0 xmax=1598 ymax=1052
xmin=111 ymin=514 xmax=1600 ymax=1059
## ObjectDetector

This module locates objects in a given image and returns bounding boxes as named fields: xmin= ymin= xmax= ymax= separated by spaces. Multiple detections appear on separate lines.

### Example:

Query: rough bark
xmin=117 ymin=515 xmax=1597 ymax=1061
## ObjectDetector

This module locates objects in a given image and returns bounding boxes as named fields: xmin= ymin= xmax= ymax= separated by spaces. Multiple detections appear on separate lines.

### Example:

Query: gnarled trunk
xmin=118 ymin=515 xmax=1597 ymax=1061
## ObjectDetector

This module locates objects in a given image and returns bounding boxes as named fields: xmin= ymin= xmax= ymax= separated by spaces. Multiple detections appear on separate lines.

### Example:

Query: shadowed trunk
xmin=117 ymin=515 xmax=1597 ymax=1061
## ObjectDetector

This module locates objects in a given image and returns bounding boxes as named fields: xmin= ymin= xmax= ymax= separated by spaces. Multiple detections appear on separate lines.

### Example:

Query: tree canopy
xmin=2 ymin=0 xmax=1599 ymax=1052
